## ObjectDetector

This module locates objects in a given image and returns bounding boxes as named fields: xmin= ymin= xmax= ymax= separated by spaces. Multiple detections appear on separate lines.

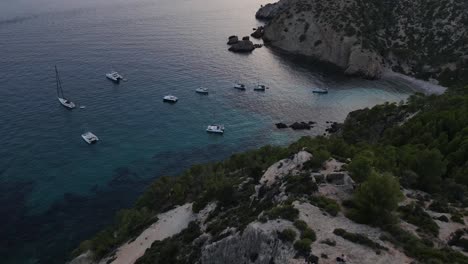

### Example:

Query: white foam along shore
xmin=382 ymin=70 xmax=447 ymax=95
xmin=100 ymin=203 xmax=194 ymax=264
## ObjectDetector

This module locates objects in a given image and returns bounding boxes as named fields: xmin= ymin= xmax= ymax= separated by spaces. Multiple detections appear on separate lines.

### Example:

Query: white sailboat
xmin=55 ymin=66 xmax=76 ymax=109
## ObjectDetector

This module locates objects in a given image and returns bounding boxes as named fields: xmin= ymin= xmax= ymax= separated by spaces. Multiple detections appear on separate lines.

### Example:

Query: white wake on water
xmin=382 ymin=70 xmax=447 ymax=95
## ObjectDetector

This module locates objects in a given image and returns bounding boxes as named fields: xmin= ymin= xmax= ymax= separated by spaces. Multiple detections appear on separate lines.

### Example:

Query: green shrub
xmin=294 ymin=238 xmax=313 ymax=255
xmin=293 ymin=220 xmax=308 ymax=231
xmin=285 ymin=174 xmax=318 ymax=196
xmin=349 ymin=172 xmax=403 ymax=226
xmin=265 ymin=205 xmax=299 ymax=221
xmin=398 ymin=203 xmax=439 ymax=236
xmin=333 ymin=228 xmax=387 ymax=252
xmin=309 ymin=196 xmax=340 ymax=216
xmin=301 ymin=228 xmax=316 ymax=241
xmin=278 ymin=228 xmax=297 ymax=242
xmin=451 ymin=213 xmax=465 ymax=224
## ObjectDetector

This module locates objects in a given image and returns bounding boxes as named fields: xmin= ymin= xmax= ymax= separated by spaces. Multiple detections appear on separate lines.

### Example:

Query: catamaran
xmin=55 ymin=66 xmax=76 ymax=109
xmin=106 ymin=71 xmax=123 ymax=82
xmin=81 ymin=132 xmax=99 ymax=144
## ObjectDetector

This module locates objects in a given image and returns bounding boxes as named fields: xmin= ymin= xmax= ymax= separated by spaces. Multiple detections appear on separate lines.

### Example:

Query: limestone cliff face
xmin=259 ymin=0 xmax=468 ymax=81
xmin=201 ymin=221 xmax=297 ymax=264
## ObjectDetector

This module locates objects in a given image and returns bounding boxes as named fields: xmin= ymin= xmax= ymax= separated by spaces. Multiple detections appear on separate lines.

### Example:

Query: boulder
xmin=229 ymin=39 xmax=255 ymax=53
xmin=326 ymin=172 xmax=346 ymax=185
xmin=275 ymin=122 xmax=288 ymax=129
xmin=290 ymin=122 xmax=311 ymax=130
xmin=227 ymin=35 xmax=239 ymax=45
xmin=242 ymin=36 xmax=250 ymax=41
xmin=251 ymin=26 xmax=264 ymax=39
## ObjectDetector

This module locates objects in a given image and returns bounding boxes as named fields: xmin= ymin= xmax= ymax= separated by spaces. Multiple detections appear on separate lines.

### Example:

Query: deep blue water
xmin=0 ymin=0 xmax=423 ymax=263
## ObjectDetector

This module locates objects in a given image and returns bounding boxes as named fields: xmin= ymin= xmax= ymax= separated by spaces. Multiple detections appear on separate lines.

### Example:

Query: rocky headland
xmin=256 ymin=0 xmax=468 ymax=82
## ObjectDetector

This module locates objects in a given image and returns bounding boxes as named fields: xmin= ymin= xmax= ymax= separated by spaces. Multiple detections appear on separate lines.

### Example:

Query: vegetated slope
xmin=257 ymin=0 xmax=468 ymax=83
xmin=70 ymin=85 xmax=468 ymax=264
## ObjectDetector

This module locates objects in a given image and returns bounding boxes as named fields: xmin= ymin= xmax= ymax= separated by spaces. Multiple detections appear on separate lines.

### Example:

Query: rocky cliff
xmin=257 ymin=0 xmax=468 ymax=82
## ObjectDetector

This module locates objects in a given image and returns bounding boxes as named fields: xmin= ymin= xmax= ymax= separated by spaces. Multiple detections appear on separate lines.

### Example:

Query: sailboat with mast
xmin=55 ymin=66 xmax=76 ymax=109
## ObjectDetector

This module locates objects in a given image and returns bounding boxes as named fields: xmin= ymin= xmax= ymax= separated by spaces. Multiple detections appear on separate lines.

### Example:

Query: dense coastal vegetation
xmin=71 ymin=82 xmax=468 ymax=263
xmin=257 ymin=0 xmax=468 ymax=80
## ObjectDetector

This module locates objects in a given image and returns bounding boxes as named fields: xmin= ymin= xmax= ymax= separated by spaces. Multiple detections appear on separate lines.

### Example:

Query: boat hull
xmin=58 ymin=97 xmax=76 ymax=109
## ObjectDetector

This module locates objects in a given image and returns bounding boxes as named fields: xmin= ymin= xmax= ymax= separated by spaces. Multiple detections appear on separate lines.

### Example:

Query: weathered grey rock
xmin=227 ymin=35 xmax=239 ymax=45
xmin=200 ymin=222 xmax=296 ymax=264
xmin=67 ymin=251 xmax=95 ymax=264
xmin=326 ymin=172 xmax=346 ymax=185
xmin=312 ymin=173 xmax=325 ymax=184
xmin=344 ymin=47 xmax=383 ymax=79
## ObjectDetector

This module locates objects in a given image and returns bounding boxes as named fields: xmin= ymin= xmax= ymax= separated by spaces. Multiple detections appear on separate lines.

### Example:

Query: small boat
xmin=81 ymin=132 xmax=99 ymax=144
xmin=195 ymin=87 xmax=209 ymax=94
xmin=233 ymin=82 xmax=246 ymax=90
xmin=312 ymin=88 xmax=329 ymax=94
xmin=163 ymin=95 xmax=178 ymax=103
xmin=106 ymin=71 xmax=123 ymax=82
xmin=55 ymin=66 xmax=76 ymax=109
xmin=254 ymin=84 xmax=267 ymax=91
xmin=206 ymin=124 xmax=224 ymax=134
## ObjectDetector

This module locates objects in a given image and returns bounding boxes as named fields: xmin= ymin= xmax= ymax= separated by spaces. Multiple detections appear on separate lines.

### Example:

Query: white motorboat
xmin=163 ymin=95 xmax=178 ymax=103
xmin=254 ymin=84 xmax=267 ymax=91
xmin=233 ymin=82 xmax=246 ymax=90
xmin=206 ymin=125 xmax=224 ymax=134
xmin=195 ymin=87 xmax=209 ymax=94
xmin=106 ymin=71 xmax=123 ymax=82
xmin=312 ymin=88 xmax=329 ymax=94
xmin=55 ymin=66 xmax=76 ymax=109
xmin=81 ymin=132 xmax=99 ymax=144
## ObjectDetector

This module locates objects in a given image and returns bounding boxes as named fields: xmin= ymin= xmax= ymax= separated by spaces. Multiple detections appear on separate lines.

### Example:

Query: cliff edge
xmin=257 ymin=0 xmax=468 ymax=82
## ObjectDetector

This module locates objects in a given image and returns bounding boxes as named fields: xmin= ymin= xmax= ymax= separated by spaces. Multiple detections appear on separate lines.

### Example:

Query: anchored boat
xmin=196 ymin=87 xmax=209 ymax=94
xmin=106 ymin=71 xmax=123 ymax=82
xmin=81 ymin=132 xmax=99 ymax=144
xmin=233 ymin=82 xmax=246 ymax=90
xmin=312 ymin=88 xmax=329 ymax=94
xmin=55 ymin=66 xmax=76 ymax=109
xmin=163 ymin=95 xmax=178 ymax=103
xmin=206 ymin=124 xmax=225 ymax=134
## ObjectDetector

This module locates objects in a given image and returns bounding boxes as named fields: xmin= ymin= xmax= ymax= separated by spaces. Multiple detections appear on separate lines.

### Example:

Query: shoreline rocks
xmin=228 ymin=36 xmax=255 ymax=53
xmin=275 ymin=122 xmax=288 ymax=129
xmin=227 ymin=35 xmax=239 ymax=45
xmin=251 ymin=26 xmax=264 ymax=39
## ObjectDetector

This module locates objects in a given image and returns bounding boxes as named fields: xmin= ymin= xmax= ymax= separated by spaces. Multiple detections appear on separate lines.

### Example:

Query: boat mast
xmin=55 ymin=65 xmax=64 ymax=98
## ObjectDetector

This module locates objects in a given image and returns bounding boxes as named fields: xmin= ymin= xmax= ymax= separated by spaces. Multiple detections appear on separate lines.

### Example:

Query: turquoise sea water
xmin=0 ymin=0 xmax=422 ymax=263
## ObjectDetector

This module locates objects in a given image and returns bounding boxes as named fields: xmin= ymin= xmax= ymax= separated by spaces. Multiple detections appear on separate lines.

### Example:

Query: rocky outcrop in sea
xmin=228 ymin=36 xmax=255 ymax=53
